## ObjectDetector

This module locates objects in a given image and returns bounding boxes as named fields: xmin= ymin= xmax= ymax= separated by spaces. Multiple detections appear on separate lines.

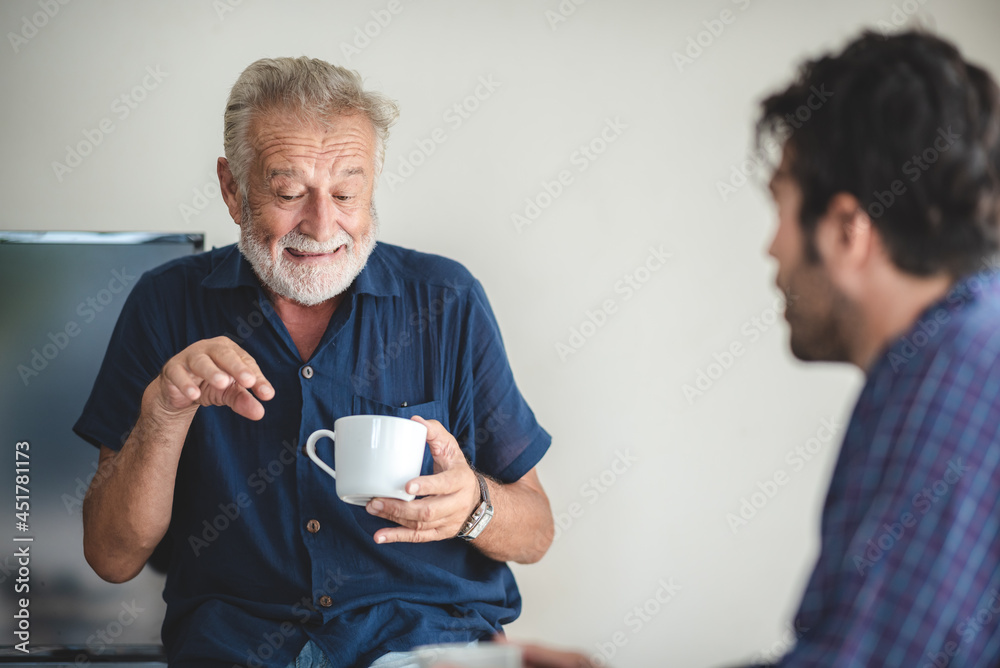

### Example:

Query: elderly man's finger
xmin=367 ymin=493 xmax=465 ymax=526
xmin=210 ymin=343 xmax=274 ymax=399
xmin=210 ymin=345 xmax=258 ymax=388
xmin=226 ymin=385 xmax=266 ymax=421
xmin=160 ymin=362 xmax=204 ymax=403
xmin=372 ymin=525 xmax=450 ymax=545
xmin=186 ymin=352 xmax=235 ymax=391
xmin=411 ymin=416 xmax=466 ymax=470
xmin=402 ymin=468 xmax=470 ymax=497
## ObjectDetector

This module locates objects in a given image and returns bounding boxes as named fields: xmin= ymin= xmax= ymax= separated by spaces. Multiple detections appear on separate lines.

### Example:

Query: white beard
xmin=238 ymin=197 xmax=378 ymax=306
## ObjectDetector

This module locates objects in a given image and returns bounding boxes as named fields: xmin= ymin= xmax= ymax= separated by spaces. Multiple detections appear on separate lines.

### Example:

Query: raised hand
xmin=152 ymin=336 xmax=274 ymax=420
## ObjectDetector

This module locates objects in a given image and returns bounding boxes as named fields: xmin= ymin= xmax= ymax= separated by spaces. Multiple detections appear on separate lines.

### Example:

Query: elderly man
xmin=76 ymin=57 xmax=554 ymax=668
xmin=522 ymin=29 xmax=1000 ymax=668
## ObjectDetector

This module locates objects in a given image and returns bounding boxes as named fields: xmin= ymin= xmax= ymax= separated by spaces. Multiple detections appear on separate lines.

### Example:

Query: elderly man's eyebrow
xmin=264 ymin=168 xmax=299 ymax=185
xmin=263 ymin=166 xmax=366 ymax=185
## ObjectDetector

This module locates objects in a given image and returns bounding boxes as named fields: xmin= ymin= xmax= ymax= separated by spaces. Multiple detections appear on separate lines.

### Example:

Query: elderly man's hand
xmin=366 ymin=416 xmax=481 ymax=544
xmin=520 ymin=644 xmax=598 ymax=668
xmin=490 ymin=637 xmax=597 ymax=668
xmin=151 ymin=336 xmax=274 ymax=421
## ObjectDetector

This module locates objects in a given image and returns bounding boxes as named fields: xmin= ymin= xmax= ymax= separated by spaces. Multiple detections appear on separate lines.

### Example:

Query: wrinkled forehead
xmin=247 ymin=108 xmax=377 ymax=178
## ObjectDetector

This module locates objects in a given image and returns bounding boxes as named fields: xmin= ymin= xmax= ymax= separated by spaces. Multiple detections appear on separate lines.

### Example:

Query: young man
xmin=525 ymin=29 xmax=1000 ymax=668
xmin=751 ymin=29 xmax=1000 ymax=667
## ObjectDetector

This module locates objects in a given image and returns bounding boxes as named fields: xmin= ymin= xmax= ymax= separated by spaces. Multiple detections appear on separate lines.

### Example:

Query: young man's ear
xmin=816 ymin=192 xmax=873 ymax=266
xmin=217 ymin=157 xmax=242 ymax=224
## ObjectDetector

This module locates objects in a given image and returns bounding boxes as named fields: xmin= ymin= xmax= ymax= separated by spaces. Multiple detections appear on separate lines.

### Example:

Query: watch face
xmin=467 ymin=506 xmax=493 ymax=539
xmin=459 ymin=502 xmax=490 ymax=538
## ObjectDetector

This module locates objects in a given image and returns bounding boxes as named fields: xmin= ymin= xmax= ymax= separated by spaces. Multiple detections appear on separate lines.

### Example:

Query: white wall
xmin=3 ymin=0 xmax=999 ymax=666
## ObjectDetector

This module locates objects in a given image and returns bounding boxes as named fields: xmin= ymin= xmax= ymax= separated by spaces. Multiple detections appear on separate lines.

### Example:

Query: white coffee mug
xmin=305 ymin=415 xmax=428 ymax=506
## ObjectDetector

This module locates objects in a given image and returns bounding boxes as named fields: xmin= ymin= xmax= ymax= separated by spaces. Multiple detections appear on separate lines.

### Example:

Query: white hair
xmin=223 ymin=57 xmax=399 ymax=195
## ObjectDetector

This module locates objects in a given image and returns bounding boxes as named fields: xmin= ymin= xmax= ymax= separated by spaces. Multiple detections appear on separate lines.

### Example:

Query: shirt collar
xmin=201 ymin=244 xmax=260 ymax=290
xmin=923 ymin=266 xmax=1000 ymax=320
xmin=350 ymin=243 xmax=400 ymax=298
xmin=867 ymin=266 xmax=1000 ymax=377
xmin=201 ymin=242 xmax=400 ymax=298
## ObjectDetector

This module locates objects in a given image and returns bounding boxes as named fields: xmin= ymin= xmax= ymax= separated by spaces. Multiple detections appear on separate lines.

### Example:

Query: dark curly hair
xmin=757 ymin=30 xmax=1000 ymax=277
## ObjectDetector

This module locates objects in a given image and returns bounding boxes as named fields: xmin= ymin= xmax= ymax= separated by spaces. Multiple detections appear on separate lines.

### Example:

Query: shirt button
xmin=301 ymin=365 xmax=314 ymax=379
xmin=306 ymin=519 xmax=320 ymax=533
xmin=318 ymin=595 xmax=333 ymax=608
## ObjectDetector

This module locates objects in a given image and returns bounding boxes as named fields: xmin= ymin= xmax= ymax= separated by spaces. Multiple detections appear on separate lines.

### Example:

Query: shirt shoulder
xmin=875 ymin=271 xmax=1000 ymax=380
xmin=141 ymin=244 xmax=239 ymax=286
xmin=946 ymin=275 xmax=1000 ymax=357
xmin=371 ymin=242 xmax=478 ymax=293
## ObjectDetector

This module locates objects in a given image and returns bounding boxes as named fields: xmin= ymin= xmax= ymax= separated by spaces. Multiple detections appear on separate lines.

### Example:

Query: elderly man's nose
xmin=299 ymin=195 xmax=339 ymax=243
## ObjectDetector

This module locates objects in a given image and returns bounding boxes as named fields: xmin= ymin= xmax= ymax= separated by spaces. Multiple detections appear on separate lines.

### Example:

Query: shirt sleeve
xmin=450 ymin=279 xmax=551 ymax=484
xmin=776 ymin=358 xmax=1000 ymax=666
xmin=73 ymin=271 xmax=177 ymax=451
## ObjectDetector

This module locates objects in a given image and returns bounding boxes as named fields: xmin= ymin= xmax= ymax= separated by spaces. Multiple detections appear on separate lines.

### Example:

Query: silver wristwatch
xmin=457 ymin=472 xmax=493 ymax=541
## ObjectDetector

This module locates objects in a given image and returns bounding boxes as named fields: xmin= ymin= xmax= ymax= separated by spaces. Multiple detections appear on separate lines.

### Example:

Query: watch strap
xmin=457 ymin=472 xmax=493 ymax=541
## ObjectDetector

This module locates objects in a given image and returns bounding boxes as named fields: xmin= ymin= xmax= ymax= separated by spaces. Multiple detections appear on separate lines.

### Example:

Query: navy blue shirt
xmin=74 ymin=243 xmax=551 ymax=668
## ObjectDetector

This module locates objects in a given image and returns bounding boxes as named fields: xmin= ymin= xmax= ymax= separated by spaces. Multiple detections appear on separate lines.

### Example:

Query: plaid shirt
xmin=776 ymin=269 xmax=1000 ymax=667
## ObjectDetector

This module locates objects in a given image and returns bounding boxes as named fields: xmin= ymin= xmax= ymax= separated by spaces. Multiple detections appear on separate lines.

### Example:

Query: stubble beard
xmin=783 ymin=261 xmax=857 ymax=364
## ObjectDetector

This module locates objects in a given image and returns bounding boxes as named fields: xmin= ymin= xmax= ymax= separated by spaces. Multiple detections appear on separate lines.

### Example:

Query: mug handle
xmin=305 ymin=429 xmax=337 ymax=479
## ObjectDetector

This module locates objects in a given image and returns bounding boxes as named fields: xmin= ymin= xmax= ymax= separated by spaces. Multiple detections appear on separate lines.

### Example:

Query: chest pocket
xmin=351 ymin=395 xmax=447 ymax=476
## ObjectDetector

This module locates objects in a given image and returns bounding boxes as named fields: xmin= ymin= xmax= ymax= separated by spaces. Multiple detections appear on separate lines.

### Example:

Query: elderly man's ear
xmin=216 ymin=157 xmax=242 ymax=224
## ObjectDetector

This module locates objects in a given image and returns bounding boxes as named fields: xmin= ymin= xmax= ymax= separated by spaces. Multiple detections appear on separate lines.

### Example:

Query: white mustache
xmin=278 ymin=231 xmax=352 ymax=254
